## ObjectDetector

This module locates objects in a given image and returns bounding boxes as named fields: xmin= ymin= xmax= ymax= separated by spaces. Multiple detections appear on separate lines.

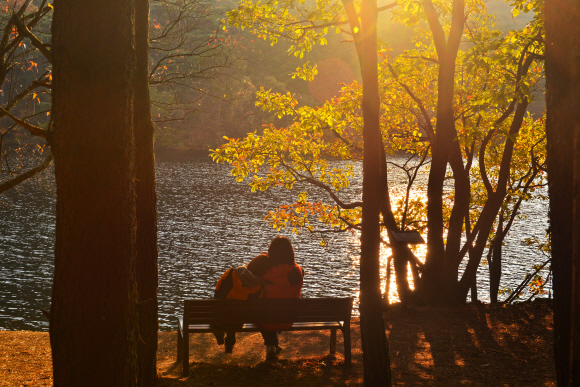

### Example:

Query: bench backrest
xmin=184 ymin=297 xmax=353 ymax=325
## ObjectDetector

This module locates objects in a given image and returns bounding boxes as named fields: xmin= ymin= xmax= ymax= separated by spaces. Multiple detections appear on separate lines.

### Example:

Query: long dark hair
xmin=268 ymin=236 xmax=295 ymax=266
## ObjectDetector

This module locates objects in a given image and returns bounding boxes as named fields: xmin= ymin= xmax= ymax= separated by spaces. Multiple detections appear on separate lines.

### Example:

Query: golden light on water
xmin=344 ymin=190 xmax=428 ymax=306
xmin=345 ymin=230 xmax=427 ymax=308
xmin=381 ymin=242 xmax=427 ymax=303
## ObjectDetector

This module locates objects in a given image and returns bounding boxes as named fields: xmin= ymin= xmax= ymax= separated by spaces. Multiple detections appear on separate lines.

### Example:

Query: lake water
xmin=0 ymin=153 xmax=550 ymax=331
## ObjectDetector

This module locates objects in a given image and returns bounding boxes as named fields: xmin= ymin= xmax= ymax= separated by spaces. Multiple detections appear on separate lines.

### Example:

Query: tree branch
xmin=12 ymin=15 xmax=52 ymax=63
xmin=0 ymin=106 xmax=49 ymax=138
xmin=0 ymin=152 xmax=53 ymax=194
xmin=387 ymin=62 xmax=435 ymax=139
xmin=422 ymin=0 xmax=447 ymax=56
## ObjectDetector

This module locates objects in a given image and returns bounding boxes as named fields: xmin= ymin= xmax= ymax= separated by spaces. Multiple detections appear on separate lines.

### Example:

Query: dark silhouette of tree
xmin=545 ymin=0 xmax=580 ymax=384
xmin=135 ymin=0 xmax=159 ymax=385
xmin=50 ymin=1 xmax=139 ymax=385
xmin=0 ymin=0 xmax=236 ymax=192
xmin=355 ymin=0 xmax=392 ymax=384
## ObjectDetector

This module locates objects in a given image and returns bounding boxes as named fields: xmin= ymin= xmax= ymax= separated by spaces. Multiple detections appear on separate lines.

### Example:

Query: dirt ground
xmin=0 ymin=300 xmax=555 ymax=386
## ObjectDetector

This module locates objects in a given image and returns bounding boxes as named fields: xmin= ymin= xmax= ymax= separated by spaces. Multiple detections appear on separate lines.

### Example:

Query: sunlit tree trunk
xmin=358 ymin=0 xmax=392 ymax=385
xmin=50 ymin=1 xmax=139 ymax=386
xmin=546 ymin=0 xmax=580 ymax=384
xmin=134 ymin=0 xmax=159 ymax=385
xmin=419 ymin=0 xmax=465 ymax=303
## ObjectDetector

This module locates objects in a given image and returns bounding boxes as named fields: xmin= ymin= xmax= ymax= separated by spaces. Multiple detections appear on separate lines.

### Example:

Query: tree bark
xmin=419 ymin=0 xmax=465 ymax=303
xmin=134 ymin=0 xmax=159 ymax=386
xmin=358 ymin=0 xmax=392 ymax=385
xmin=489 ymin=213 xmax=503 ymax=304
xmin=545 ymin=0 xmax=580 ymax=384
xmin=50 ymin=1 xmax=139 ymax=386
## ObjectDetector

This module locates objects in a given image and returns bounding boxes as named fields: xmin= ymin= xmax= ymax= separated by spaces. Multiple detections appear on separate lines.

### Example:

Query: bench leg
xmin=343 ymin=323 xmax=351 ymax=366
xmin=182 ymin=331 xmax=189 ymax=377
xmin=177 ymin=330 xmax=183 ymax=361
xmin=330 ymin=328 xmax=337 ymax=355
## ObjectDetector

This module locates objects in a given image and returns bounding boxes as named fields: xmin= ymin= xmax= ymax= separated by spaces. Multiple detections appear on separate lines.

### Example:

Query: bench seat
xmin=179 ymin=319 xmax=346 ymax=332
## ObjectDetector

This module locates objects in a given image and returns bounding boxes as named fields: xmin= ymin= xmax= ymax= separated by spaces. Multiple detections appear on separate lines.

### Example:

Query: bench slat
xmin=184 ymin=298 xmax=351 ymax=306
xmin=184 ymin=299 xmax=352 ymax=312
xmin=187 ymin=321 xmax=344 ymax=332
xmin=184 ymin=298 xmax=352 ymax=324
xmin=186 ymin=315 xmax=348 ymax=325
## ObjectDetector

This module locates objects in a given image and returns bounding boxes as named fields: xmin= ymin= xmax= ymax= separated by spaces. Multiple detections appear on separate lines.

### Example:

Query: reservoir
xmin=0 ymin=152 xmax=550 ymax=331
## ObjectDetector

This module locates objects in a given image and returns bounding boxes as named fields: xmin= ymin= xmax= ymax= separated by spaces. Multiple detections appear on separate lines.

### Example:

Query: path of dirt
xmin=0 ymin=300 xmax=555 ymax=386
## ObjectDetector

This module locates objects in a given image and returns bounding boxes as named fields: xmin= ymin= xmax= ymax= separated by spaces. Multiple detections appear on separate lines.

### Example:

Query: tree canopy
xmin=213 ymin=0 xmax=547 ymax=304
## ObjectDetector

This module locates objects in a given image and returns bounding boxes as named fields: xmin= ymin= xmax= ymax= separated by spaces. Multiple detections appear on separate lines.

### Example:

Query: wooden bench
xmin=177 ymin=297 xmax=353 ymax=376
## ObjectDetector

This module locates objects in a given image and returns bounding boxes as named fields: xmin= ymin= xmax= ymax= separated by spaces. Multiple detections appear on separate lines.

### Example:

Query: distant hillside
xmin=156 ymin=0 xmax=543 ymax=151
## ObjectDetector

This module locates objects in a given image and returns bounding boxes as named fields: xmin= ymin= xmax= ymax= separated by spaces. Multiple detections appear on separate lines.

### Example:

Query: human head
xmin=246 ymin=253 xmax=272 ymax=277
xmin=268 ymin=236 xmax=295 ymax=266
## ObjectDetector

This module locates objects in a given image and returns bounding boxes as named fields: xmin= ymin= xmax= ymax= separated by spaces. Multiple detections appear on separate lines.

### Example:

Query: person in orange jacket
xmin=260 ymin=236 xmax=304 ymax=360
xmin=213 ymin=253 xmax=273 ymax=353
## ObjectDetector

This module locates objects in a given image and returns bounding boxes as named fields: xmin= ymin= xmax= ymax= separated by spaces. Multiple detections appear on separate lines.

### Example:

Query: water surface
xmin=0 ymin=153 xmax=550 ymax=331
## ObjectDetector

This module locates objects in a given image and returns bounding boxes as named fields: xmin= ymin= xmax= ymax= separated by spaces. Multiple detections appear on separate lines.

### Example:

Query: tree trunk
xmin=445 ymin=142 xmax=471 ymax=289
xmin=134 ymin=0 xmax=159 ymax=386
xmin=421 ymin=57 xmax=457 ymax=302
xmin=380 ymin=147 xmax=412 ymax=304
xmin=489 ymin=213 xmax=503 ymax=304
xmin=573 ymin=99 xmax=580 ymax=387
xmin=456 ymin=99 xmax=529 ymax=300
xmin=419 ymin=0 xmax=465 ymax=303
xmin=545 ymin=0 xmax=580 ymax=384
xmin=50 ymin=1 xmax=139 ymax=386
xmin=358 ymin=0 xmax=392 ymax=385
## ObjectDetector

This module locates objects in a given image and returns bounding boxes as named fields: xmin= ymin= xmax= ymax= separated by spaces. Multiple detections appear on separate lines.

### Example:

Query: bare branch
xmin=12 ymin=15 xmax=52 ymax=63
xmin=0 ymin=152 xmax=53 ymax=194
xmin=0 ymin=106 xmax=49 ymax=138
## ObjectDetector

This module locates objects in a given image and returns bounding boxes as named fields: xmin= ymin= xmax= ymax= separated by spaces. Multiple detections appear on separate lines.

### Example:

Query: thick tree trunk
xmin=134 ymin=0 xmax=159 ymax=386
xmin=358 ymin=0 xmax=392 ymax=385
xmin=573 ymin=99 xmax=580 ymax=387
xmin=545 ymin=0 xmax=580 ymax=384
xmin=50 ymin=1 xmax=139 ymax=386
xmin=421 ymin=55 xmax=457 ymax=302
xmin=419 ymin=0 xmax=465 ymax=303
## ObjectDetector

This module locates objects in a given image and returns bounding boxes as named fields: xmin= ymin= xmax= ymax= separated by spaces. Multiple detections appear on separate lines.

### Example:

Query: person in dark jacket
xmin=213 ymin=253 xmax=272 ymax=353
xmin=260 ymin=236 xmax=304 ymax=360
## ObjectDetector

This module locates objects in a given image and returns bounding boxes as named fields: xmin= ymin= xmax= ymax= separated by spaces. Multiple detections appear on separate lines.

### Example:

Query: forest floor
xmin=0 ymin=299 xmax=555 ymax=386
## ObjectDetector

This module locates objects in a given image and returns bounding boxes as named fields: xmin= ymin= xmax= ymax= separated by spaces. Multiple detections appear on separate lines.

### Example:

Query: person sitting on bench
xmin=260 ymin=236 xmax=304 ymax=360
xmin=213 ymin=253 xmax=273 ymax=353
